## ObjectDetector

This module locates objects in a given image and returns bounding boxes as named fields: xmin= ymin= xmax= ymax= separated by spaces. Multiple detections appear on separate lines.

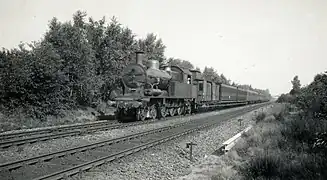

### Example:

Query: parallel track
xmin=0 ymin=120 xmax=155 ymax=149
xmin=0 ymin=121 xmax=116 ymax=140
xmin=0 ymin=102 xmax=269 ymax=180
xmin=0 ymin=102 xmax=248 ymax=149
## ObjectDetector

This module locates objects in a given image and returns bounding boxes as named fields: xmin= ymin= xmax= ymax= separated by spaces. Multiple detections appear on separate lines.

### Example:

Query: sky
xmin=0 ymin=0 xmax=326 ymax=96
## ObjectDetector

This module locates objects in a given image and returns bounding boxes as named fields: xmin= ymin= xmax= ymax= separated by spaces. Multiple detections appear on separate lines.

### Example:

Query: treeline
xmin=276 ymin=72 xmax=327 ymax=157
xmin=277 ymin=72 xmax=327 ymax=117
xmin=0 ymin=11 xmax=167 ymax=119
xmin=0 ymin=11 xmax=270 ymax=120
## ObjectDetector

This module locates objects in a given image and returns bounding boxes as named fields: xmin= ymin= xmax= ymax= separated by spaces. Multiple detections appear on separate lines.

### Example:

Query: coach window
xmin=199 ymin=82 xmax=203 ymax=91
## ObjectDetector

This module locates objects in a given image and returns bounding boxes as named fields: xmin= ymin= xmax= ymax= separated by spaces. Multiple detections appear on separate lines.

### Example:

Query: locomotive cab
xmin=190 ymin=69 xmax=206 ymax=102
xmin=161 ymin=65 xmax=195 ymax=98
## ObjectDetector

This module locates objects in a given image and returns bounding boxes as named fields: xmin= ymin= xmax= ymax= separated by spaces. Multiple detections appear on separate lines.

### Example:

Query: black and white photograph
xmin=0 ymin=0 xmax=326 ymax=179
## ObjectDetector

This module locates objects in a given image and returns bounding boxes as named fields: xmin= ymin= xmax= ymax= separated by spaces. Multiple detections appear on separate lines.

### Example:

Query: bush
xmin=239 ymin=149 xmax=327 ymax=180
xmin=276 ymin=93 xmax=294 ymax=103
xmin=273 ymin=112 xmax=285 ymax=121
xmin=255 ymin=112 xmax=266 ymax=123
xmin=295 ymin=73 xmax=327 ymax=118
xmin=232 ymin=100 xmax=327 ymax=179
xmin=239 ymin=152 xmax=281 ymax=179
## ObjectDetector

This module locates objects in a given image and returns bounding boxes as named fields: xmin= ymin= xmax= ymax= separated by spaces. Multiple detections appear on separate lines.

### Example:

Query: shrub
xmin=254 ymin=112 xmax=266 ymax=123
xmin=273 ymin=112 xmax=285 ymax=121
xmin=276 ymin=93 xmax=294 ymax=103
xmin=238 ymin=141 xmax=327 ymax=180
xmin=239 ymin=152 xmax=281 ymax=179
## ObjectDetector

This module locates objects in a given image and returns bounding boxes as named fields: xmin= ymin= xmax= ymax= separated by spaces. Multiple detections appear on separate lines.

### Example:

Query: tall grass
xmin=254 ymin=112 xmax=266 ymax=123
xmin=234 ymin=104 xmax=327 ymax=180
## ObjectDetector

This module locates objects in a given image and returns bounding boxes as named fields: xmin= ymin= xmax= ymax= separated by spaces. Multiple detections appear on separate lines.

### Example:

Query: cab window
xmin=199 ymin=82 xmax=203 ymax=91
xmin=187 ymin=75 xmax=191 ymax=84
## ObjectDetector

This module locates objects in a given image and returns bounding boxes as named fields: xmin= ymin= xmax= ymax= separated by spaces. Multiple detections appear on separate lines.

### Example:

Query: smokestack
xmin=136 ymin=51 xmax=144 ymax=65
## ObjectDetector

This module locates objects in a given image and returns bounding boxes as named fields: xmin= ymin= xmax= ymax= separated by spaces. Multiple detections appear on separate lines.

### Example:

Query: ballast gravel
xmin=67 ymin=103 xmax=275 ymax=180
xmin=0 ymin=104 xmax=256 ymax=164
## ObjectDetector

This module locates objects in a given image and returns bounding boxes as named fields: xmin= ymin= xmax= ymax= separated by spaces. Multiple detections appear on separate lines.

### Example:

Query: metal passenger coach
xmin=113 ymin=51 xmax=270 ymax=121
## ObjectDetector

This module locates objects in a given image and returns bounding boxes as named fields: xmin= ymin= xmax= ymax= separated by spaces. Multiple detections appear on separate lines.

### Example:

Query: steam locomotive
xmin=114 ymin=51 xmax=270 ymax=121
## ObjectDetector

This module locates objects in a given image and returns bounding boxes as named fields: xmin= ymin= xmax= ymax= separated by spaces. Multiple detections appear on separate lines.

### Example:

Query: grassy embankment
xmin=212 ymin=103 xmax=327 ymax=180
xmin=0 ymin=101 xmax=116 ymax=132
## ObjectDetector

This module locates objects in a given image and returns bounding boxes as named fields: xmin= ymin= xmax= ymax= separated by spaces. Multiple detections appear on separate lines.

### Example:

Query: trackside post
xmin=186 ymin=142 xmax=197 ymax=161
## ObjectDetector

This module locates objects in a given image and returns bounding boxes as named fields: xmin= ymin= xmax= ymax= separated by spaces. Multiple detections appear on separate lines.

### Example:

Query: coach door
xmin=197 ymin=80 xmax=204 ymax=101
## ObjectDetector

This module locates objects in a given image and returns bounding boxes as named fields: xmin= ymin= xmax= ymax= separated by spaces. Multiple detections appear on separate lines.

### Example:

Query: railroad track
xmin=0 ymin=120 xmax=158 ymax=149
xmin=0 ymin=113 xmax=202 ymax=149
xmin=0 ymin=121 xmax=117 ymax=140
xmin=0 ymin=103 xmax=247 ymax=149
xmin=0 ymin=102 xmax=269 ymax=180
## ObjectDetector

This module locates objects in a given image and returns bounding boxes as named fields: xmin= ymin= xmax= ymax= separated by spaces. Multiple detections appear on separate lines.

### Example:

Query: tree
xmin=290 ymin=75 xmax=301 ymax=95
xmin=294 ymin=73 xmax=327 ymax=117
xmin=203 ymin=67 xmax=221 ymax=83
xmin=92 ymin=16 xmax=138 ymax=100
xmin=0 ymin=45 xmax=33 ymax=110
xmin=85 ymin=16 xmax=106 ymax=75
xmin=220 ymin=74 xmax=229 ymax=84
xmin=276 ymin=93 xmax=293 ymax=103
xmin=167 ymin=58 xmax=194 ymax=69
xmin=28 ymin=41 xmax=71 ymax=117
xmin=137 ymin=33 xmax=166 ymax=64
xmin=44 ymin=13 xmax=97 ymax=106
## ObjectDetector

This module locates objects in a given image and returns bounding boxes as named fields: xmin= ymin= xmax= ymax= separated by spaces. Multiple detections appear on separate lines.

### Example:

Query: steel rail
xmin=33 ymin=103 xmax=268 ymax=180
xmin=0 ymin=103 xmax=268 ymax=180
xmin=0 ymin=119 xmax=174 ymax=149
xmin=0 ymin=115 xmax=207 ymax=172
xmin=0 ymin=102 xmax=252 ymax=148
xmin=0 ymin=122 xmax=137 ymax=149
xmin=0 ymin=100 xmax=263 ymax=141
xmin=0 ymin=103 xmax=267 ymax=171
xmin=0 ymin=121 xmax=116 ymax=140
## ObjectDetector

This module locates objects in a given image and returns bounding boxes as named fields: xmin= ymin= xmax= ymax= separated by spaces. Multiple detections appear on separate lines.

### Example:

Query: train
xmin=114 ymin=51 xmax=270 ymax=121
